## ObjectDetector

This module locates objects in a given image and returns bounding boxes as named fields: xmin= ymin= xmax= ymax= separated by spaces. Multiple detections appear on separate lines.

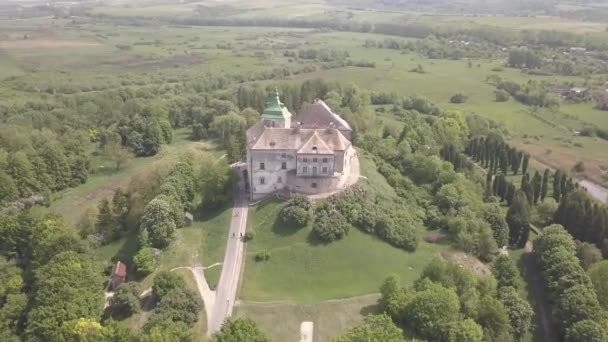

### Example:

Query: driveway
xmin=207 ymin=163 xmax=249 ymax=336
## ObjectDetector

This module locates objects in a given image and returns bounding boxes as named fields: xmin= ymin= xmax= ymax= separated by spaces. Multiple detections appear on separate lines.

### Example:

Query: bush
xmin=133 ymin=247 xmax=156 ymax=275
xmin=255 ymin=250 xmax=271 ymax=262
xmin=153 ymin=271 xmax=185 ymax=301
xmin=107 ymin=282 xmax=141 ymax=319
xmin=313 ymin=202 xmax=350 ymax=242
xmin=281 ymin=194 xmax=312 ymax=227
xmin=495 ymin=89 xmax=510 ymax=102
xmin=450 ymin=93 xmax=468 ymax=104
xmin=572 ymin=161 xmax=585 ymax=173
xmin=243 ymin=231 xmax=254 ymax=242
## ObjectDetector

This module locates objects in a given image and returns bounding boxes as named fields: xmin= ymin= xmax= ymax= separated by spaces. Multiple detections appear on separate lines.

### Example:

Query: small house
xmin=562 ymin=87 xmax=591 ymax=101
xmin=110 ymin=261 xmax=127 ymax=290
xmin=184 ymin=212 xmax=193 ymax=226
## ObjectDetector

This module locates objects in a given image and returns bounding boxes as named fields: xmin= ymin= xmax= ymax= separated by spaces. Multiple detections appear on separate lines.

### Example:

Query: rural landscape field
xmin=1 ymin=0 xmax=608 ymax=341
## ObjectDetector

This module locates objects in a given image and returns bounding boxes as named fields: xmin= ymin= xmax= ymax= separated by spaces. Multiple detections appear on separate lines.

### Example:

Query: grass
xmin=37 ymin=129 xmax=217 ymax=225
xmin=240 ymin=153 xmax=449 ymax=303
xmin=235 ymin=294 xmax=381 ymax=341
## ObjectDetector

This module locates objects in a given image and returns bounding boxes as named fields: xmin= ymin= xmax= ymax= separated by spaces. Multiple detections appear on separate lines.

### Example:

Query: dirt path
xmin=522 ymin=242 xmax=559 ymax=342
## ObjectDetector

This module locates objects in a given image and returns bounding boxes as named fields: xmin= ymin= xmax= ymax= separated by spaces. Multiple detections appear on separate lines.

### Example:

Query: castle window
xmin=313 ymin=158 xmax=318 ymax=163
xmin=322 ymin=166 xmax=328 ymax=174
xmin=303 ymin=166 xmax=308 ymax=174
xmin=270 ymin=142 xmax=276 ymax=147
xmin=303 ymin=158 xmax=308 ymax=163
xmin=312 ymin=182 xmax=317 ymax=188
xmin=278 ymin=176 xmax=282 ymax=183
xmin=260 ymin=177 xmax=265 ymax=185
xmin=312 ymin=146 xmax=318 ymax=151
xmin=281 ymin=153 xmax=287 ymax=158
xmin=312 ymin=166 xmax=317 ymax=175
xmin=282 ymin=162 xmax=287 ymax=170
xmin=260 ymin=162 xmax=265 ymax=170
xmin=322 ymin=158 xmax=328 ymax=163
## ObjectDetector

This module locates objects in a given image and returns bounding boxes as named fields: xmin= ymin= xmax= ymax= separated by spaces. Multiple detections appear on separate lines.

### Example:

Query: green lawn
xmin=242 ymin=209 xmax=447 ymax=302
xmin=235 ymin=294 xmax=381 ymax=342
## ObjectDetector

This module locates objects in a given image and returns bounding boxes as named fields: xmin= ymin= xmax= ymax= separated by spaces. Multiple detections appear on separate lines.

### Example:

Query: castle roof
xmin=295 ymin=99 xmax=352 ymax=132
xmin=249 ymin=127 xmax=350 ymax=152
xmin=261 ymin=88 xmax=292 ymax=121
xmin=298 ymin=131 xmax=333 ymax=154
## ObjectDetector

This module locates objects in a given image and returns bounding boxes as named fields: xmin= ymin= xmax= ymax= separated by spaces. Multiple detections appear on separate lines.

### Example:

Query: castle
xmin=245 ymin=91 xmax=358 ymax=200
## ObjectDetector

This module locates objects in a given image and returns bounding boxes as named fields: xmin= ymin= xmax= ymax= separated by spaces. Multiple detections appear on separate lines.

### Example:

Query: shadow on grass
xmin=196 ymin=203 xmax=231 ymax=221
xmin=359 ymin=303 xmax=382 ymax=316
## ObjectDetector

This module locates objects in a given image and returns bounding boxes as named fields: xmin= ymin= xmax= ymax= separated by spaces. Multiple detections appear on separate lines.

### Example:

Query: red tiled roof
xmin=112 ymin=261 xmax=127 ymax=277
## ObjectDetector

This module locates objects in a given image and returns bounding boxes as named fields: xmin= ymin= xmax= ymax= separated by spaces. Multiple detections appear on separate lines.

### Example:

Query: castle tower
xmin=260 ymin=88 xmax=292 ymax=128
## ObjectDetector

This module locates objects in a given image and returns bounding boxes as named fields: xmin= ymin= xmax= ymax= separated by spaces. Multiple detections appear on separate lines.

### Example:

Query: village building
xmin=109 ymin=261 xmax=127 ymax=290
xmin=245 ymin=91 xmax=358 ymax=200
xmin=562 ymin=87 xmax=591 ymax=101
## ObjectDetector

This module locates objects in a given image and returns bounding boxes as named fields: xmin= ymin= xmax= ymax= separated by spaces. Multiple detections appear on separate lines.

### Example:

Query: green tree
xmin=379 ymin=274 xmax=410 ymax=320
xmin=507 ymin=191 xmax=531 ymax=248
xmin=335 ymin=314 xmax=405 ymax=342
xmin=144 ymin=321 xmax=194 ymax=342
xmin=139 ymin=198 xmax=176 ymax=249
xmin=0 ymin=171 xmax=18 ymax=204
xmin=492 ymin=255 xmax=520 ymax=290
xmin=522 ymin=154 xmax=529 ymax=175
xmin=589 ymin=261 xmax=608 ymax=310
xmin=199 ymin=158 xmax=234 ymax=209
xmin=446 ymin=319 xmax=483 ymax=342
xmin=25 ymin=252 xmax=103 ymax=342
xmin=213 ymin=318 xmax=270 ymax=342
xmin=498 ymin=286 xmax=533 ymax=342
xmin=541 ymin=168 xmax=550 ymax=201
xmin=404 ymin=284 xmax=460 ymax=340
xmin=477 ymin=295 xmax=510 ymax=340
xmin=6 ymin=152 xmax=39 ymax=197
xmin=565 ymin=319 xmax=608 ymax=342
xmin=104 ymin=142 xmax=134 ymax=171
xmin=133 ymin=247 xmax=155 ymax=275
xmin=108 ymin=282 xmax=141 ymax=319
xmin=152 ymin=271 xmax=185 ymax=301
xmin=483 ymin=203 xmax=509 ymax=248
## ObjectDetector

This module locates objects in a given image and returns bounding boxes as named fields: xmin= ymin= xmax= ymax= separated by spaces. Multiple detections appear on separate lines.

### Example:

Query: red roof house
xmin=110 ymin=261 xmax=127 ymax=290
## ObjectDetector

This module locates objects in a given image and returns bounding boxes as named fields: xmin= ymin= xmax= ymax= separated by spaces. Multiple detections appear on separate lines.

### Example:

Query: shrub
xmin=133 ymin=247 xmax=156 ymax=275
xmin=313 ymin=202 xmax=350 ymax=242
xmin=495 ymin=89 xmax=510 ymax=102
xmin=255 ymin=250 xmax=271 ymax=262
xmin=450 ymin=93 xmax=468 ymax=104
xmin=107 ymin=282 xmax=141 ymax=319
xmin=281 ymin=194 xmax=312 ymax=227
xmin=243 ymin=231 xmax=254 ymax=242
xmin=152 ymin=271 xmax=185 ymax=301
xmin=572 ymin=161 xmax=585 ymax=173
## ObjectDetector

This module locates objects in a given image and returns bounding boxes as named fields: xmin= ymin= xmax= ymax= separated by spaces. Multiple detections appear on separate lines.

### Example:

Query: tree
xmin=446 ymin=319 xmax=483 ymax=342
xmin=152 ymin=271 xmax=185 ymax=301
xmin=0 ymin=257 xmax=23 ymax=298
xmin=139 ymin=198 xmax=176 ymax=249
xmin=483 ymin=203 xmax=509 ymax=248
xmin=104 ymin=142 xmax=134 ymax=171
xmin=576 ymin=242 xmax=602 ymax=270
xmin=589 ymin=261 xmax=608 ymax=310
xmin=553 ymin=169 xmax=563 ymax=201
xmin=541 ymin=168 xmax=550 ymax=201
xmin=144 ymin=321 xmax=194 ymax=342
xmin=477 ymin=295 xmax=510 ymax=340
xmin=6 ymin=151 xmax=39 ymax=198
xmin=554 ymin=190 xmax=593 ymax=242
xmin=507 ymin=191 xmax=531 ymax=248
xmin=281 ymin=194 xmax=312 ymax=227
xmin=0 ymin=171 xmax=18 ymax=205
xmin=199 ymin=158 xmax=234 ymax=209
xmin=565 ymin=319 xmax=608 ymax=342
xmin=532 ymin=170 xmax=542 ymax=204
xmin=144 ymin=287 xmax=200 ymax=330
xmin=213 ymin=318 xmax=270 ymax=342
xmin=521 ymin=154 xmax=529 ymax=175
xmin=96 ymin=198 xmax=116 ymax=242
xmin=379 ymin=274 xmax=410 ymax=320
xmin=404 ymin=284 xmax=460 ymax=340
xmin=25 ymin=252 xmax=103 ymax=341
xmin=335 ymin=314 xmax=405 ymax=342
xmin=133 ymin=247 xmax=155 ymax=275
xmin=498 ymin=286 xmax=533 ymax=342
xmin=495 ymin=89 xmax=510 ymax=102
xmin=107 ymin=282 xmax=141 ymax=319
xmin=492 ymin=255 xmax=520 ymax=289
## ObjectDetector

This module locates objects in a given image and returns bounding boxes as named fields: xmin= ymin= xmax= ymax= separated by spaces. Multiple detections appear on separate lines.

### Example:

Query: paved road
xmin=207 ymin=163 xmax=249 ymax=336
